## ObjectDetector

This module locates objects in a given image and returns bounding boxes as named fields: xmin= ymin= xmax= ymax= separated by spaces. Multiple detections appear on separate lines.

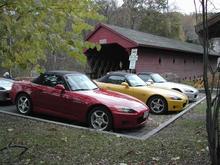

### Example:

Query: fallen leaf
xmin=119 ymin=163 xmax=127 ymax=165
xmin=61 ymin=137 xmax=68 ymax=142
xmin=56 ymin=156 xmax=62 ymax=160
xmin=7 ymin=128 xmax=14 ymax=132
xmin=206 ymin=146 xmax=209 ymax=151
xmin=116 ymin=134 xmax=121 ymax=138
xmin=24 ymin=159 xmax=31 ymax=165
xmin=201 ymin=149 xmax=205 ymax=152
xmin=152 ymin=157 xmax=160 ymax=161
xmin=171 ymin=156 xmax=180 ymax=161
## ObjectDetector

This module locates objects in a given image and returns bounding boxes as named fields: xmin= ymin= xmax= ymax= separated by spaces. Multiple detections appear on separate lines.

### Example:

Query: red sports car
xmin=10 ymin=71 xmax=149 ymax=131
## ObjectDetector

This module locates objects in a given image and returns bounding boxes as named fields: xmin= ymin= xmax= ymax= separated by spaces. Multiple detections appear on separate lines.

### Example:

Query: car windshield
xmin=126 ymin=75 xmax=146 ymax=87
xmin=151 ymin=74 xmax=167 ymax=83
xmin=66 ymin=74 xmax=98 ymax=91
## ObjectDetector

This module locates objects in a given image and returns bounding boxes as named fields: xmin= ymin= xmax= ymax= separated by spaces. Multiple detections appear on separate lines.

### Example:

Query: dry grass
xmin=0 ymin=103 xmax=210 ymax=165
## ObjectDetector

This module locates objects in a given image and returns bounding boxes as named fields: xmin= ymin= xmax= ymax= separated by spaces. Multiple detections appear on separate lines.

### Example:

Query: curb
xmin=140 ymin=96 xmax=206 ymax=140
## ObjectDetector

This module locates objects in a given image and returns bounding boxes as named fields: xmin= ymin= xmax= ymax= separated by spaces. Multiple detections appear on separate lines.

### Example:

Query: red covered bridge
xmin=85 ymin=23 xmax=219 ymax=80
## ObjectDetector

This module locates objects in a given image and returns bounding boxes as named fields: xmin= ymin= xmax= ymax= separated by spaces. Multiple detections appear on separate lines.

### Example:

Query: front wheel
xmin=147 ymin=96 xmax=167 ymax=114
xmin=88 ymin=107 xmax=112 ymax=131
xmin=16 ymin=93 xmax=32 ymax=115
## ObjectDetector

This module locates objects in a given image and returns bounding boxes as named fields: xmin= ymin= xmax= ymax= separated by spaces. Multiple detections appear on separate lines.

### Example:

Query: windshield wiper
xmin=134 ymin=85 xmax=144 ymax=87
xmin=73 ymin=89 xmax=90 ymax=91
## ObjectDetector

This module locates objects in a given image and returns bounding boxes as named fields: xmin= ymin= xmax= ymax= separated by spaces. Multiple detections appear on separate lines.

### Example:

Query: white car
xmin=138 ymin=72 xmax=199 ymax=102
xmin=0 ymin=78 xmax=14 ymax=101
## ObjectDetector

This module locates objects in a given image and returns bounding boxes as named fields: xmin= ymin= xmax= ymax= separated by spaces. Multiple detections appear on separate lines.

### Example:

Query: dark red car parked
xmin=10 ymin=71 xmax=149 ymax=131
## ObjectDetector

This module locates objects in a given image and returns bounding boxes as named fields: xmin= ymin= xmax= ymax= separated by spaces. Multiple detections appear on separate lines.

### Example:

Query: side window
xmin=106 ymin=75 xmax=126 ymax=85
xmin=43 ymin=75 xmax=58 ymax=87
xmin=41 ymin=74 xmax=65 ymax=87
xmin=33 ymin=74 xmax=67 ymax=88
xmin=138 ymin=74 xmax=151 ymax=82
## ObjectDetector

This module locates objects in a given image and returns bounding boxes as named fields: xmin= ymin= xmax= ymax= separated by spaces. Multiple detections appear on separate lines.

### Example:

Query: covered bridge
xmin=85 ymin=23 xmax=219 ymax=80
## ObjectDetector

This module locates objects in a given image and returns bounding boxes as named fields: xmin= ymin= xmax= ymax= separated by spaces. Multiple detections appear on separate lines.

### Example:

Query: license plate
xmin=143 ymin=111 xmax=148 ymax=118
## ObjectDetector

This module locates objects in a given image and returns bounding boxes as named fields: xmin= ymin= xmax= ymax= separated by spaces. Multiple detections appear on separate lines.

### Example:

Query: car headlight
xmin=169 ymin=95 xmax=182 ymax=100
xmin=116 ymin=106 xmax=136 ymax=113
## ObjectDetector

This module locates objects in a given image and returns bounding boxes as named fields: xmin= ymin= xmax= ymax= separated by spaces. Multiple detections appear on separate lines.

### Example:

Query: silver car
xmin=138 ymin=72 xmax=199 ymax=102
xmin=0 ymin=78 xmax=14 ymax=101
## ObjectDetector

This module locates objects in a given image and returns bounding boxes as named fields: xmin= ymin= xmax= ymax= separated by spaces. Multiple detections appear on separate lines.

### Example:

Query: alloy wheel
xmin=90 ymin=110 xmax=109 ymax=131
xmin=17 ymin=95 xmax=31 ymax=114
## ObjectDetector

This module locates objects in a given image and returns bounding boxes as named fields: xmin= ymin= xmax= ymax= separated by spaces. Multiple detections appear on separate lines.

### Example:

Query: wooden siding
xmin=136 ymin=47 xmax=217 ymax=80
xmin=87 ymin=26 xmax=136 ymax=49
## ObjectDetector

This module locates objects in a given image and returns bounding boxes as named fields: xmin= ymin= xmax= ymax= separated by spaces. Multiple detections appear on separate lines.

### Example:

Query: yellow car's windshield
xmin=126 ymin=75 xmax=146 ymax=87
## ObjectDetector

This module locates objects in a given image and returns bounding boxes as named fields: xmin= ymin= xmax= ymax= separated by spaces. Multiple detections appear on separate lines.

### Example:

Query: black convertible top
xmin=45 ymin=70 xmax=82 ymax=76
xmin=106 ymin=71 xmax=133 ymax=76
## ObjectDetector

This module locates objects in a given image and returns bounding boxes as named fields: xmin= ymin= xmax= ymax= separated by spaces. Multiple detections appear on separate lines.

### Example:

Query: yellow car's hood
xmin=134 ymin=85 xmax=187 ymax=99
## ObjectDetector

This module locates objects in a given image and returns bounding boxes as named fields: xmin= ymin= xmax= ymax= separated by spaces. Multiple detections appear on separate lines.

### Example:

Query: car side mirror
xmin=146 ymin=79 xmax=154 ymax=85
xmin=121 ymin=82 xmax=129 ymax=88
xmin=55 ymin=84 xmax=65 ymax=92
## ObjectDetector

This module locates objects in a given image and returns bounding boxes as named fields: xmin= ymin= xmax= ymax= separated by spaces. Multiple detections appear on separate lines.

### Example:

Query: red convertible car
xmin=10 ymin=71 xmax=149 ymax=131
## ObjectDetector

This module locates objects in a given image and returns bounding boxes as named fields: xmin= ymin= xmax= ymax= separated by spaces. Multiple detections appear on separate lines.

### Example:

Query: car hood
xmin=75 ymin=89 xmax=148 ymax=111
xmin=0 ymin=78 xmax=14 ymax=90
xmin=153 ymin=82 xmax=198 ymax=92
xmin=136 ymin=85 xmax=187 ymax=99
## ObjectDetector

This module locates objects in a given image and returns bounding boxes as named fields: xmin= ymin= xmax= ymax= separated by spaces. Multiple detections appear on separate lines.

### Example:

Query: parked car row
xmin=95 ymin=72 xmax=189 ymax=114
xmin=0 ymin=70 xmax=199 ymax=131
xmin=137 ymin=72 xmax=199 ymax=102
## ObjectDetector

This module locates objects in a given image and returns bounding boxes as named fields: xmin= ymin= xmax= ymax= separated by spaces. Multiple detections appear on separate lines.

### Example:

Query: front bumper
xmin=185 ymin=91 xmax=199 ymax=102
xmin=112 ymin=109 xmax=149 ymax=129
xmin=167 ymin=99 xmax=188 ymax=111
xmin=0 ymin=90 xmax=11 ymax=101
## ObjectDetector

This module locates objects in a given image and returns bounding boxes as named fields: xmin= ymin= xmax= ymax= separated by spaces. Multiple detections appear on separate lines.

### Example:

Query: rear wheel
xmin=16 ymin=93 xmax=32 ymax=115
xmin=147 ymin=96 xmax=167 ymax=114
xmin=88 ymin=106 xmax=112 ymax=131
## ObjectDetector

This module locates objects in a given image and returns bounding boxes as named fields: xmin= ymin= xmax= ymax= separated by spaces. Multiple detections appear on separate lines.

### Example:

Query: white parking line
xmin=0 ymin=96 xmax=206 ymax=140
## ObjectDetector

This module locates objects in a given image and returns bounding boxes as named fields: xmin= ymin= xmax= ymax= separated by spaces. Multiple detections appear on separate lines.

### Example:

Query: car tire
xmin=16 ymin=93 xmax=32 ymax=115
xmin=88 ymin=106 xmax=112 ymax=131
xmin=147 ymin=96 xmax=167 ymax=114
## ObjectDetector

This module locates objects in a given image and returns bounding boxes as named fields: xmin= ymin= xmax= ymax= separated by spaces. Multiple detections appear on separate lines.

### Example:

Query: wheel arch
xmin=87 ymin=104 xmax=113 ymax=118
xmin=15 ymin=92 xmax=31 ymax=102
xmin=86 ymin=104 xmax=114 ymax=126
xmin=146 ymin=94 xmax=168 ymax=106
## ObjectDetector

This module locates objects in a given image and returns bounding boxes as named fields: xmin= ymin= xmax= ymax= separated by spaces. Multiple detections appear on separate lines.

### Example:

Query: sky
xmin=117 ymin=0 xmax=220 ymax=14
xmin=169 ymin=0 xmax=220 ymax=14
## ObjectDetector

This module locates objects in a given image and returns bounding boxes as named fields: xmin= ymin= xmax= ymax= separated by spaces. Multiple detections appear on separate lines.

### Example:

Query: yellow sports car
xmin=95 ymin=72 xmax=188 ymax=114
